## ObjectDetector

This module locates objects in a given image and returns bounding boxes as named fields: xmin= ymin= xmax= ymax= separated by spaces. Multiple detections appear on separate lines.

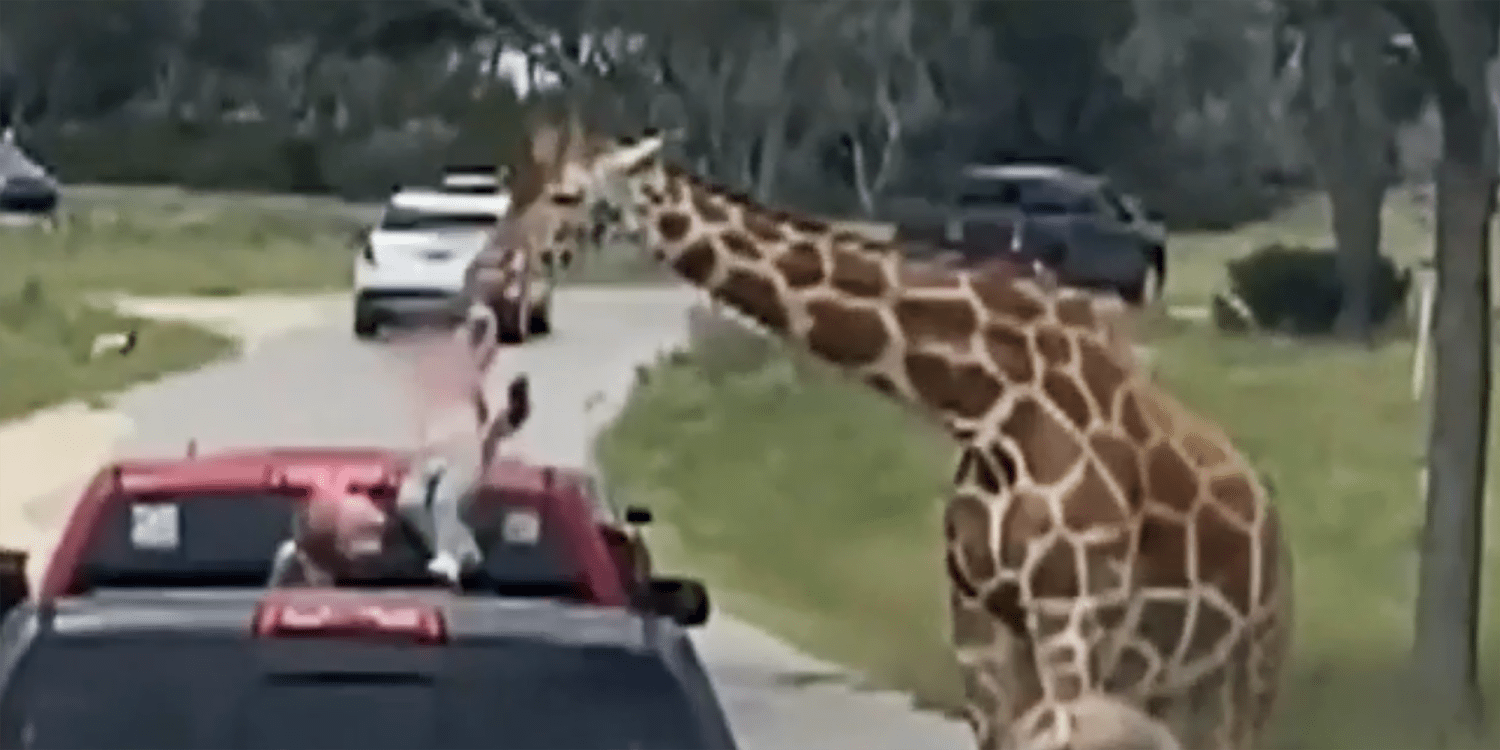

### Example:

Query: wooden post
xmin=1412 ymin=258 xmax=1438 ymax=400
xmin=1412 ymin=259 xmax=1437 ymax=502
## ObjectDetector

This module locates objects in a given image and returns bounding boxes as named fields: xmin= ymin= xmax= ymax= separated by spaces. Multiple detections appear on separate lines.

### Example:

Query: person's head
xmin=293 ymin=490 xmax=393 ymax=580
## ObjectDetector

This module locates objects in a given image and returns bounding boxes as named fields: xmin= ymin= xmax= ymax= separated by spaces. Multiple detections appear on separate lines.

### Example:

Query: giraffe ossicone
xmin=501 ymin=113 xmax=1291 ymax=750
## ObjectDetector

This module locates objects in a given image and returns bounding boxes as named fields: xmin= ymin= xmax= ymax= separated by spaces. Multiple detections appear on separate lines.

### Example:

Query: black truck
xmin=889 ymin=164 xmax=1168 ymax=304
xmin=0 ymin=587 xmax=737 ymax=750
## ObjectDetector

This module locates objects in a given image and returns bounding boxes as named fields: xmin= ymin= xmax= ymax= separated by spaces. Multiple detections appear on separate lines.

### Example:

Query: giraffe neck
xmin=622 ymin=162 xmax=1090 ymax=435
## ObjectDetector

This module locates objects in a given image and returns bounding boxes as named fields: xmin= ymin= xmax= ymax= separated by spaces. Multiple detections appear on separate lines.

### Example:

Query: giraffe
xmin=460 ymin=190 xmax=576 ymax=343
xmin=501 ymin=115 xmax=1291 ymax=750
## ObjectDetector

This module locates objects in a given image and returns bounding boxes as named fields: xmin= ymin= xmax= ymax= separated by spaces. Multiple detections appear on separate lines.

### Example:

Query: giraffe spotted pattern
xmin=498 ymin=113 xmax=1292 ymax=750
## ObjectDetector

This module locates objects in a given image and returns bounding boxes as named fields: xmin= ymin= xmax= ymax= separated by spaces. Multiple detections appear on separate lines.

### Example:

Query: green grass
xmin=0 ymin=185 xmax=355 ymax=418
xmin=0 ymin=280 xmax=235 ymax=420
xmin=598 ymin=191 xmax=1500 ymax=747
xmin=3 ymin=185 xmax=368 ymax=296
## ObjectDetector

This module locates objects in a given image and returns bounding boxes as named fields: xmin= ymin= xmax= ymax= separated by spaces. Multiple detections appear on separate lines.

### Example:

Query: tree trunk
xmin=1298 ymin=8 xmax=1393 ymax=342
xmin=1413 ymin=94 xmax=1495 ymax=737
xmin=1328 ymin=178 xmax=1385 ymax=340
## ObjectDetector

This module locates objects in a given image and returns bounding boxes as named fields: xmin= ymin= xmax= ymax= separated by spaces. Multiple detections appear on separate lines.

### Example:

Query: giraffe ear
xmin=595 ymin=134 xmax=664 ymax=176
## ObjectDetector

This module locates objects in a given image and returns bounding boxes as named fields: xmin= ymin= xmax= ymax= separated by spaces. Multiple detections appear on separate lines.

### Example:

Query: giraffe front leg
xmin=950 ymin=587 xmax=1042 ymax=750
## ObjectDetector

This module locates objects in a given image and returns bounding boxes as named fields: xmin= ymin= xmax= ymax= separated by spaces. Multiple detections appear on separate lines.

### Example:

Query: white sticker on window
xmin=129 ymin=503 xmax=180 ymax=550
xmin=502 ymin=509 xmax=541 ymax=545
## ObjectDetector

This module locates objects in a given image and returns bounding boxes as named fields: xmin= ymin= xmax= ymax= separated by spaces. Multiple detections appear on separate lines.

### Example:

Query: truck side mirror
xmin=0 ymin=548 xmax=30 ymax=619
xmin=648 ymin=577 xmax=709 ymax=627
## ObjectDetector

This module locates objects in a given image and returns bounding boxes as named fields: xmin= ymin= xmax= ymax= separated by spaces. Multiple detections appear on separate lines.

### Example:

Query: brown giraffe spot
xmin=670 ymin=239 xmax=718 ymax=284
xmin=1103 ymin=644 xmax=1155 ymax=693
xmin=830 ymin=230 xmax=866 ymax=245
xmin=984 ymin=324 xmax=1036 ymax=384
xmin=690 ymin=190 xmax=729 ymax=223
xmin=864 ymin=373 xmax=901 ymax=400
xmin=1258 ymin=514 xmax=1283 ymax=607
xmin=1137 ymin=515 xmax=1191 ymax=588
xmin=1059 ymin=464 xmax=1128 ymax=533
xmin=904 ymin=353 xmax=1005 ymax=420
xmin=998 ymin=489 xmax=1053 ymax=568
xmin=1000 ymin=399 xmax=1084 ymax=486
xmin=1041 ymin=370 xmax=1093 ymax=430
xmin=1120 ymin=392 xmax=1153 ymax=443
xmin=950 ymin=591 xmax=999 ymax=646
xmin=776 ymin=241 xmax=826 ymax=288
xmin=946 ymin=553 xmax=980 ymax=598
xmin=1055 ymin=296 xmax=1096 ymax=327
xmin=788 ymin=214 xmax=829 ymax=234
xmin=1078 ymin=339 xmax=1130 ymax=420
xmin=972 ymin=277 xmax=1047 ymax=322
xmin=1145 ymin=443 xmax=1200 ymax=513
xmin=1181 ymin=431 xmax=1229 ymax=467
xmin=893 ymin=296 xmax=979 ymax=348
xmin=1088 ymin=433 xmax=1142 ymax=507
xmin=719 ymin=231 xmax=760 ymax=259
xmin=984 ymin=583 xmax=1028 ymax=637
xmin=1208 ymin=474 xmax=1259 ymax=526
xmin=741 ymin=209 xmax=784 ymax=241
xmin=1183 ymin=600 xmax=1238 ymax=661
xmin=805 ymin=302 xmax=889 ymax=367
xmin=1034 ymin=328 xmax=1072 ymax=367
xmin=955 ymin=446 xmax=1004 ymax=494
xmin=1031 ymin=611 xmax=1073 ymax=640
xmin=987 ymin=444 xmax=1020 ymax=485
xmin=1194 ymin=504 xmax=1254 ymax=612
xmin=1135 ymin=598 xmax=1191 ymax=662
xmin=1043 ymin=643 xmax=1077 ymax=670
xmin=1028 ymin=539 xmax=1081 ymax=600
xmin=657 ymin=211 xmax=694 ymax=242
xmin=1096 ymin=602 xmax=1129 ymax=633
xmin=717 ymin=270 xmax=788 ymax=332
xmin=829 ymin=251 xmax=889 ymax=298
xmin=946 ymin=494 xmax=998 ymax=582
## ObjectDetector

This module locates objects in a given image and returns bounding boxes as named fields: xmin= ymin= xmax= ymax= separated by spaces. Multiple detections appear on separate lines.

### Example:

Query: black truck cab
xmin=0 ymin=588 xmax=736 ymax=750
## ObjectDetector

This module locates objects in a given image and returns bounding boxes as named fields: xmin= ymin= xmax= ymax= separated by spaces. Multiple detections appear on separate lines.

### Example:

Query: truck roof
xmin=39 ymin=448 xmax=626 ymax=606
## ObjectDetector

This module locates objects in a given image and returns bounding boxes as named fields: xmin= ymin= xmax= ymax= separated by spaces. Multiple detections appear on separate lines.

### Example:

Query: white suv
xmin=352 ymin=187 xmax=509 ymax=339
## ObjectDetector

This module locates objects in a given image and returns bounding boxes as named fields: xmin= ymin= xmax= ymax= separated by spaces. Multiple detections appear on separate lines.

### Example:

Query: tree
xmin=1384 ymin=0 xmax=1498 ymax=738
xmin=1281 ymin=2 xmax=1420 ymax=341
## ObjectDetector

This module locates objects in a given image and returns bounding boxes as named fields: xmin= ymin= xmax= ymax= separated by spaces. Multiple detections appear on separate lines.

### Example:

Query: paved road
xmin=100 ymin=287 xmax=971 ymax=750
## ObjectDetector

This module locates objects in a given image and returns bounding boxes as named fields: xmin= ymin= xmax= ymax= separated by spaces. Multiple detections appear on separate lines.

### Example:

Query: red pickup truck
xmin=0 ymin=446 xmax=706 ymax=625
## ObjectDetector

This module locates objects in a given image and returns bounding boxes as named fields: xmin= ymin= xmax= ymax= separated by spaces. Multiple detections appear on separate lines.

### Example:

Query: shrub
xmin=1223 ymin=244 xmax=1411 ymax=336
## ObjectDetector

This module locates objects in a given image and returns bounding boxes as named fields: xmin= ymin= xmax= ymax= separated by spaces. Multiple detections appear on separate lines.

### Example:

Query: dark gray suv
xmin=890 ymin=164 xmax=1168 ymax=305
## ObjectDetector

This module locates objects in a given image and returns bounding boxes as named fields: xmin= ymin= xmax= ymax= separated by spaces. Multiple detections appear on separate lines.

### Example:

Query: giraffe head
xmin=502 ymin=112 xmax=669 ymax=266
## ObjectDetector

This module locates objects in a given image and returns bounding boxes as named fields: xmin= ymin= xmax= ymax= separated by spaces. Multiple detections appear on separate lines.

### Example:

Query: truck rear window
xmin=74 ymin=492 xmax=587 ymax=597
